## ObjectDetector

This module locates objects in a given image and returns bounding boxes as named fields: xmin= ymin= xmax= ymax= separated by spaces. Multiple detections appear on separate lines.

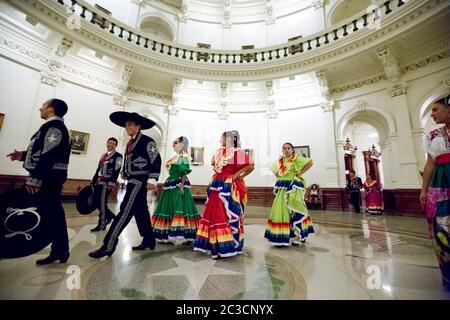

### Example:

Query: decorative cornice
xmin=127 ymin=86 xmax=172 ymax=100
xmin=7 ymin=0 xmax=439 ymax=82
xmin=154 ymin=0 xmax=181 ymax=10
xmin=400 ymin=49 xmax=450 ymax=75
xmin=391 ymin=83 xmax=407 ymax=97
xmin=40 ymin=71 xmax=60 ymax=86
xmin=331 ymin=75 xmax=386 ymax=94
xmin=0 ymin=34 xmax=49 ymax=64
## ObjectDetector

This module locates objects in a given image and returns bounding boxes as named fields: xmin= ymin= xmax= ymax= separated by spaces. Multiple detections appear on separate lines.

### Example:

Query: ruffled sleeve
xmin=177 ymin=155 xmax=192 ymax=175
xmin=235 ymin=149 xmax=253 ymax=170
xmin=423 ymin=132 xmax=435 ymax=159
xmin=270 ymin=159 xmax=279 ymax=175
xmin=292 ymin=154 xmax=312 ymax=173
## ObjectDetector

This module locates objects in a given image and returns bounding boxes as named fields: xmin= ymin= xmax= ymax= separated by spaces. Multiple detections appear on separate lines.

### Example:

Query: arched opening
xmin=342 ymin=121 xmax=384 ymax=185
xmin=337 ymin=107 xmax=395 ymax=195
xmin=328 ymin=0 xmax=372 ymax=26
xmin=420 ymin=92 xmax=450 ymax=133
xmin=139 ymin=16 xmax=174 ymax=42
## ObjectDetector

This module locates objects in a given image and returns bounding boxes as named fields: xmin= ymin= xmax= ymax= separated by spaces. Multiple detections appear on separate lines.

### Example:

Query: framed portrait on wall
xmin=244 ymin=148 xmax=254 ymax=159
xmin=70 ymin=130 xmax=89 ymax=154
xmin=0 ymin=113 xmax=4 ymax=131
xmin=294 ymin=145 xmax=310 ymax=158
xmin=190 ymin=147 xmax=204 ymax=165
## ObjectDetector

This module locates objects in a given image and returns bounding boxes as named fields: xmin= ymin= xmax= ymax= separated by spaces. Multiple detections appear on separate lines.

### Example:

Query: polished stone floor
xmin=0 ymin=195 xmax=449 ymax=300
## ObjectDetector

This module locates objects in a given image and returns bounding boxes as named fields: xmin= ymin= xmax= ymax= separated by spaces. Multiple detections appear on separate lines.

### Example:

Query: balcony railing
xmin=56 ymin=0 xmax=407 ymax=64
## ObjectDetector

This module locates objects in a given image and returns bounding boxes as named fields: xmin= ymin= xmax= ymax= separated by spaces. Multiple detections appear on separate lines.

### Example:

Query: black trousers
xmin=102 ymin=178 xmax=154 ymax=252
xmin=349 ymin=191 xmax=361 ymax=213
xmin=39 ymin=183 xmax=69 ymax=254
xmin=92 ymin=182 xmax=115 ymax=228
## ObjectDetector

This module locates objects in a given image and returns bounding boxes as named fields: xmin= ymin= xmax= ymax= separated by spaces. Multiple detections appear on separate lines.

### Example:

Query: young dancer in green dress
xmin=265 ymin=142 xmax=314 ymax=246
xmin=151 ymin=136 xmax=200 ymax=244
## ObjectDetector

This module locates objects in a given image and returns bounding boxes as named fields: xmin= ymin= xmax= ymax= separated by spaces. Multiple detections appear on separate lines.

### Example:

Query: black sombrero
xmin=109 ymin=111 xmax=156 ymax=130
xmin=76 ymin=185 xmax=96 ymax=215
xmin=0 ymin=188 xmax=51 ymax=258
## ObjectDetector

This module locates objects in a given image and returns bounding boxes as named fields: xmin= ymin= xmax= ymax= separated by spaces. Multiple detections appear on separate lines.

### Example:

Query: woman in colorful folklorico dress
xmin=363 ymin=174 xmax=384 ymax=215
xmin=193 ymin=130 xmax=254 ymax=258
xmin=420 ymin=95 xmax=450 ymax=291
xmin=265 ymin=142 xmax=314 ymax=246
xmin=151 ymin=136 xmax=200 ymax=244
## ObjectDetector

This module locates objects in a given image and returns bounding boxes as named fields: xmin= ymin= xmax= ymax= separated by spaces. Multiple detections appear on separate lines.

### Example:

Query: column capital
xmin=40 ymin=71 xmax=60 ymax=87
xmin=113 ymin=94 xmax=128 ymax=106
xmin=265 ymin=100 xmax=278 ymax=119
xmin=320 ymin=100 xmax=334 ymax=112
xmin=218 ymin=102 xmax=229 ymax=120
xmin=391 ymin=83 xmax=407 ymax=97
xmin=167 ymin=104 xmax=180 ymax=116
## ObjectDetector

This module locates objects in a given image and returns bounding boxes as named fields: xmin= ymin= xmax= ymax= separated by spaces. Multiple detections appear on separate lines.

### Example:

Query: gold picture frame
xmin=294 ymin=145 xmax=310 ymax=158
xmin=244 ymin=148 xmax=254 ymax=159
xmin=190 ymin=147 xmax=204 ymax=165
xmin=70 ymin=130 xmax=89 ymax=154
xmin=0 ymin=113 xmax=4 ymax=131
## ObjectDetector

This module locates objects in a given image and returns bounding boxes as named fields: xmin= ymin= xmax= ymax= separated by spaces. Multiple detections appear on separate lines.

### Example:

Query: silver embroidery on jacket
xmin=147 ymin=141 xmax=158 ymax=164
xmin=42 ymin=127 xmax=62 ymax=154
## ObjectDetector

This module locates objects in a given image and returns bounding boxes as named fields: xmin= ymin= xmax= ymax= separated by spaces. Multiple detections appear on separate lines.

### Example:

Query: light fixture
xmin=368 ymin=144 xmax=380 ymax=158
xmin=343 ymin=137 xmax=358 ymax=154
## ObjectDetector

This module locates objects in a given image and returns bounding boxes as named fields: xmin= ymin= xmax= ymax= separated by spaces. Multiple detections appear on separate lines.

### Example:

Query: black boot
xmin=88 ymin=247 xmax=113 ymax=259
xmin=90 ymin=225 xmax=103 ymax=232
xmin=36 ymin=251 xmax=70 ymax=265
xmin=132 ymin=239 xmax=155 ymax=251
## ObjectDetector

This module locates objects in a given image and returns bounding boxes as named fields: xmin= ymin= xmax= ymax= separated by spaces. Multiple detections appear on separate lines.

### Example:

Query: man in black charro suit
xmin=89 ymin=112 xmax=162 ymax=259
xmin=89 ymin=137 xmax=123 ymax=232
xmin=7 ymin=99 xmax=71 ymax=265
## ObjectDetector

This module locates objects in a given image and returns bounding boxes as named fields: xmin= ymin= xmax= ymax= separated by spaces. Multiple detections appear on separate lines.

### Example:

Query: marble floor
xmin=0 ymin=198 xmax=449 ymax=300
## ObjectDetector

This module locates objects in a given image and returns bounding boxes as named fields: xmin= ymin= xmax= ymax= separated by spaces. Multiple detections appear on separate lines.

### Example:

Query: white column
xmin=266 ymin=21 xmax=275 ymax=46
xmin=390 ymin=84 xmax=420 ymax=188
xmin=321 ymin=101 xmax=339 ymax=188
xmin=129 ymin=0 xmax=143 ymax=28
xmin=335 ymin=140 xmax=347 ymax=188
xmin=162 ymin=104 xmax=179 ymax=181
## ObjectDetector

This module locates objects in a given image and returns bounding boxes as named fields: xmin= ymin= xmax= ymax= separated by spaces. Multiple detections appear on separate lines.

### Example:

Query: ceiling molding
xmin=5 ymin=0 xmax=446 ymax=81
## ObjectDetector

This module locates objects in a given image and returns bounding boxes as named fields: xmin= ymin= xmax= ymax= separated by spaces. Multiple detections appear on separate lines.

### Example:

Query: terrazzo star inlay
xmin=148 ymin=257 xmax=243 ymax=292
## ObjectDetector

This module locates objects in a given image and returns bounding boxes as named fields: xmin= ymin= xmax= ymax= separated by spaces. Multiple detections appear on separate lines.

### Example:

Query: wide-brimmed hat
xmin=76 ymin=185 xmax=96 ymax=215
xmin=0 ymin=188 xmax=51 ymax=258
xmin=109 ymin=111 xmax=156 ymax=130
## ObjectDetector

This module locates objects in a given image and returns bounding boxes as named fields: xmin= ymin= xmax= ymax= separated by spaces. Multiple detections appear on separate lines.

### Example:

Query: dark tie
xmin=100 ymin=153 xmax=108 ymax=166
xmin=127 ymin=139 xmax=134 ymax=154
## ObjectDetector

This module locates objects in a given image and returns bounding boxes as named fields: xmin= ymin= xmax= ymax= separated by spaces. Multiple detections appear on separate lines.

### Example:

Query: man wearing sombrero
xmin=89 ymin=112 xmax=162 ymax=259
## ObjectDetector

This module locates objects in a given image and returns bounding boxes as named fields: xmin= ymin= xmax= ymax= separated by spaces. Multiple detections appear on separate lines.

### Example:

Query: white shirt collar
xmin=46 ymin=116 xmax=63 ymax=123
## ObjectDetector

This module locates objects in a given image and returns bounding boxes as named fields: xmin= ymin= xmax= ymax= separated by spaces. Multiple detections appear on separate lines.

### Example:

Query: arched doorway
xmin=342 ymin=121 xmax=384 ymax=185
xmin=138 ymin=16 xmax=174 ymax=41
xmin=328 ymin=0 xmax=372 ymax=26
